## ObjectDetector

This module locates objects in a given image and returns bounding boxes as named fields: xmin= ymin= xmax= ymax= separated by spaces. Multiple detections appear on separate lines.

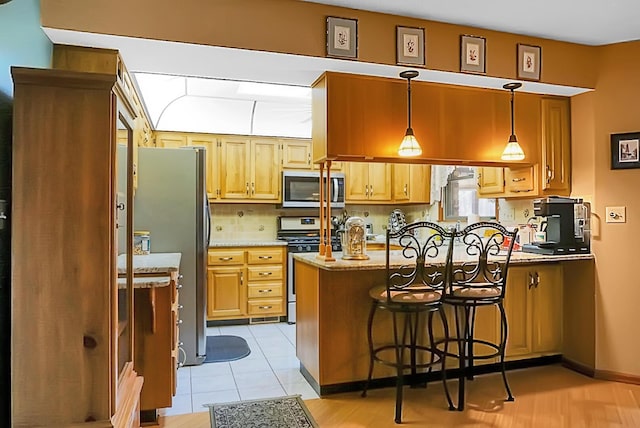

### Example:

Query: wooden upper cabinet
xmin=187 ymin=133 xmax=218 ymax=198
xmin=477 ymin=167 xmax=504 ymax=195
xmin=217 ymin=137 xmax=280 ymax=202
xmin=392 ymin=164 xmax=411 ymax=202
xmin=312 ymin=72 xmax=542 ymax=165
xmin=542 ymin=98 xmax=571 ymax=195
xmin=251 ymin=139 xmax=280 ymax=200
xmin=155 ymin=131 xmax=189 ymax=148
xmin=282 ymin=139 xmax=312 ymax=169
xmin=345 ymin=162 xmax=391 ymax=202
xmin=219 ymin=137 xmax=251 ymax=199
xmin=391 ymin=164 xmax=430 ymax=203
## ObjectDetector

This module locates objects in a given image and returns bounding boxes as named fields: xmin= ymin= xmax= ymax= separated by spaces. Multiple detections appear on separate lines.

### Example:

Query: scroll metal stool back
xmin=362 ymin=221 xmax=456 ymax=423
xmin=444 ymin=221 xmax=518 ymax=411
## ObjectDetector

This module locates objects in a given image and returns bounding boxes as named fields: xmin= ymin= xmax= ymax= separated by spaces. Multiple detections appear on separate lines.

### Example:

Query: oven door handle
xmin=332 ymin=178 xmax=339 ymax=203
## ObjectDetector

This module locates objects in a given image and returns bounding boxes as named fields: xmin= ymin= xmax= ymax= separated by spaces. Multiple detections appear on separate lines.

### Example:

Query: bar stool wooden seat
xmin=440 ymin=221 xmax=519 ymax=411
xmin=361 ymin=221 xmax=455 ymax=423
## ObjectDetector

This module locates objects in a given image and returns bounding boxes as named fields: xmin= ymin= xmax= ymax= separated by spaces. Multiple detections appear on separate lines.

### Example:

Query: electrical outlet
xmin=500 ymin=207 xmax=516 ymax=222
xmin=605 ymin=206 xmax=626 ymax=223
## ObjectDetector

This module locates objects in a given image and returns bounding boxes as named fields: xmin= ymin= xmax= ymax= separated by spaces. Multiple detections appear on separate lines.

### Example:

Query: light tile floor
xmin=160 ymin=322 xmax=319 ymax=416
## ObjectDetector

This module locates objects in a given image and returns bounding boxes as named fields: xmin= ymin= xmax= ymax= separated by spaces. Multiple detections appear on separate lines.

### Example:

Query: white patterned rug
xmin=206 ymin=395 xmax=318 ymax=428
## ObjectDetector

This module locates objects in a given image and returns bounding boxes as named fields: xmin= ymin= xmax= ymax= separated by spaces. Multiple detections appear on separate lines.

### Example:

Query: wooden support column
xmin=316 ymin=161 xmax=335 ymax=262
xmin=318 ymin=162 xmax=326 ymax=256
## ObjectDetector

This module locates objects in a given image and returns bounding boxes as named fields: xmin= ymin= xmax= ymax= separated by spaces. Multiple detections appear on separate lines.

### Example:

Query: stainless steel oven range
xmin=277 ymin=216 xmax=341 ymax=323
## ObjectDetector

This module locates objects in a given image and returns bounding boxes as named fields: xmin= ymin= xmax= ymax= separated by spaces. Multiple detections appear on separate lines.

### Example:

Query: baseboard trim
xmin=561 ymin=357 xmax=595 ymax=378
xmin=595 ymin=368 xmax=640 ymax=385
xmin=304 ymin=354 xmax=562 ymax=396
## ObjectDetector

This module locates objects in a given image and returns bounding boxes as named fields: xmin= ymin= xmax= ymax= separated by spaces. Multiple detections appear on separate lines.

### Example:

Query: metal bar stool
xmin=361 ymin=221 xmax=455 ymax=423
xmin=442 ymin=221 xmax=518 ymax=411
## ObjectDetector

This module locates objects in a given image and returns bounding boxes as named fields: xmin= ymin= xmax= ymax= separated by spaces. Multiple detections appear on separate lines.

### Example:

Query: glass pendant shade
xmin=398 ymin=70 xmax=422 ymax=157
xmin=398 ymin=128 xmax=422 ymax=156
xmin=501 ymin=82 xmax=525 ymax=161
xmin=501 ymin=135 xmax=525 ymax=161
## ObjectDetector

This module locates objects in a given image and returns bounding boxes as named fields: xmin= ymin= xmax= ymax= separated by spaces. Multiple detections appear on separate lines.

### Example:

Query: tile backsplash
xmin=209 ymin=199 xmax=533 ymax=243
xmin=209 ymin=203 xmax=431 ymax=242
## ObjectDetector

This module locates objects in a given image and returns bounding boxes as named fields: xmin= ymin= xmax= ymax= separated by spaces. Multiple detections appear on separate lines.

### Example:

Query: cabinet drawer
xmin=247 ymin=265 xmax=283 ymax=281
xmin=247 ymin=248 xmax=283 ymax=264
xmin=248 ymin=282 xmax=283 ymax=299
xmin=248 ymin=299 xmax=283 ymax=315
xmin=208 ymin=250 xmax=244 ymax=265
xmin=505 ymin=166 xmax=535 ymax=193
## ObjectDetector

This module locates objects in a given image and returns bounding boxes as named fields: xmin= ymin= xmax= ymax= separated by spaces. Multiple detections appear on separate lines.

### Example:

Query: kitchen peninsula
xmin=294 ymin=250 xmax=595 ymax=395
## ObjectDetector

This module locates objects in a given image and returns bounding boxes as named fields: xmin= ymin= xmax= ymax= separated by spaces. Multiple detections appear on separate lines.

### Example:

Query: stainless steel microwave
xmin=282 ymin=171 xmax=345 ymax=208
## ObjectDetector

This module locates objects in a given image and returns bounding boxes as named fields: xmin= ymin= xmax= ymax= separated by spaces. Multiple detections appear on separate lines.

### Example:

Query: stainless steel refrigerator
xmin=135 ymin=146 xmax=210 ymax=366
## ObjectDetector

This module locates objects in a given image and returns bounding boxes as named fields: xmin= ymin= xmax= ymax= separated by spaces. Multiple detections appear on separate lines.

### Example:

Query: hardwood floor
xmin=156 ymin=365 xmax=640 ymax=427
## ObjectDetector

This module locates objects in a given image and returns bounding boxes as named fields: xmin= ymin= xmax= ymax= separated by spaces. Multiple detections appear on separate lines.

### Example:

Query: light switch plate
xmin=605 ymin=206 xmax=626 ymax=223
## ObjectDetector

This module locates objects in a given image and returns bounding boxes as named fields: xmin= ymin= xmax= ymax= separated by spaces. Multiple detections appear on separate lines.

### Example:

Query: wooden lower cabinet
xmin=207 ymin=266 xmax=247 ymax=319
xmin=504 ymin=264 xmax=563 ymax=359
xmin=295 ymin=259 xmax=567 ymax=392
xmin=134 ymin=270 xmax=181 ymax=420
xmin=207 ymin=246 xmax=286 ymax=321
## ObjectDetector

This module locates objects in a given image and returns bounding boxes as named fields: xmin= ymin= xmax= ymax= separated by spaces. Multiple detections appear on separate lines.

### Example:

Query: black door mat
xmin=204 ymin=335 xmax=251 ymax=363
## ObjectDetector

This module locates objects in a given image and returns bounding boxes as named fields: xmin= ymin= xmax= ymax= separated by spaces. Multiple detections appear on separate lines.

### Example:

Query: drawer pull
xmin=258 ymin=289 xmax=273 ymax=293
xmin=258 ymin=305 xmax=273 ymax=310
xmin=258 ymin=272 xmax=273 ymax=276
xmin=258 ymin=255 xmax=272 ymax=259
xmin=218 ymin=257 xmax=233 ymax=261
xmin=511 ymin=177 xmax=526 ymax=182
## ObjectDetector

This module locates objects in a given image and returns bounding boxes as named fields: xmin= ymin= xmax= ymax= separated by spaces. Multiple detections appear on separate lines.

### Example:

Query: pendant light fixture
xmin=501 ymin=82 xmax=525 ymax=161
xmin=398 ymin=70 xmax=422 ymax=157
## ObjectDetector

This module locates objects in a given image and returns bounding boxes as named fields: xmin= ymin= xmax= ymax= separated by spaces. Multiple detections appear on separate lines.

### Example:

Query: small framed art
xmin=326 ymin=16 xmax=358 ymax=59
xmin=517 ymin=43 xmax=541 ymax=81
xmin=396 ymin=26 xmax=425 ymax=66
xmin=460 ymin=35 xmax=486 ymax=74
xmin=611 ymin=132 xmax=640 ymax=169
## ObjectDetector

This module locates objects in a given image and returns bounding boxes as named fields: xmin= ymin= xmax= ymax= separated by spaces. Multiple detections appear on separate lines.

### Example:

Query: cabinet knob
xmin=178 ymin=304 xmax=184 ymax=310
xmin=176 ymin=283 xmax=183 ymax=289
xmin=176 ymin=319 xmax=183 ymax=325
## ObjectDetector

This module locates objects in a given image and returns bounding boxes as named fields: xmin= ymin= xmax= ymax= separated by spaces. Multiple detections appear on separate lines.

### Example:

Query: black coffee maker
xmin=522 ymin=196 xmax=590 ymax=255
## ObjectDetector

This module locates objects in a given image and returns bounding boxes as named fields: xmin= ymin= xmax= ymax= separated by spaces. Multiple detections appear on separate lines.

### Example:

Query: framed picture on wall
xmin=517 ymin=43 xmax=541 ymax=81
xmin=326 ymin=16 xmax=358 ymax=59
xmin=460 ymin=35 xmax=486 ymax=74
xmin=611 ymin=132 xmax=640 ymax=169
xmin=396 ymin=26 xmax=425 ymax=66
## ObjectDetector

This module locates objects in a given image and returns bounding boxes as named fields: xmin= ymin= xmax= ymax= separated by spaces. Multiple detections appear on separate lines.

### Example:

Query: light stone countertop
xmin=117 ymin=276 xmax=171 ymax=289
xmin=117 ymin=252 xmax=182 ymax=275
xmin=293 ymin=249 xmax=594 ymax=271
xmin=209 ymin=240 xmax=287 ymax=248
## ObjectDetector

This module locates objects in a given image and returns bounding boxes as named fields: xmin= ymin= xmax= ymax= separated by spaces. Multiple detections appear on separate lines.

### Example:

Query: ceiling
xmin=43 ymin=1 xmax=640 ymax=136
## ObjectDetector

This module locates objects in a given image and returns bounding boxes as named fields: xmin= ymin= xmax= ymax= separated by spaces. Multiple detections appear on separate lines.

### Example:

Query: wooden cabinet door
xmin=207 ymin=267 xmax=246 ymax=319
xmin=392 ymin=164 xmax=410 ymax=202
xmin=345 ymin=162 xmax=369 ymax=201
xmin=531 ymin=264 xmax=563 ymax=354
xmin=250 ymin=139 xmax=280 ymax=200
xmin=368 ymin=163 xmax=392 ymax=201
xmin=219 ymin=137 xmax=251 ymax=199
xmin=409 ymin=164 xmax=431 ymax=203
xmin=504 ymin=266 xmax=533 ymax=357
xmin=155 ymin=131 xmax=188 ymax=148
xmin=187 ymin=134 xmax=218 ymax=199
xmin=477 ymin=167 xmax=505 ymax=196
xmin=542 ymin=98 xmax=571 ymax=194
xmin=282 ymin=139 xmax=312 ymax=169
